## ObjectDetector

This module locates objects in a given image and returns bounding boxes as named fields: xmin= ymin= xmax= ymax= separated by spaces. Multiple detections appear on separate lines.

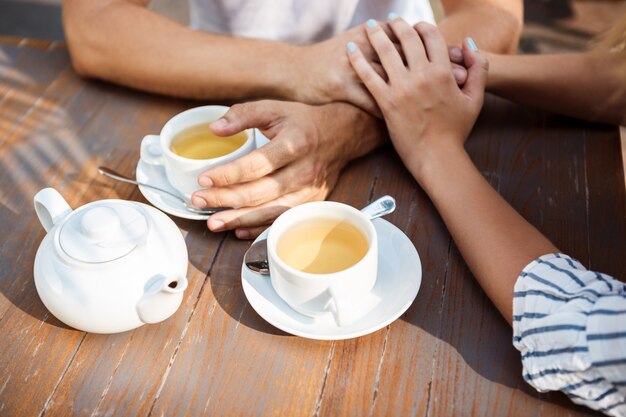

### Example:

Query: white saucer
xmin=135 ymin=130 xmax=270 ymax=220
xmin=135 ymin=160 xmax=207 ymax=220
xmin=241 ymin=218 xmax=422 ymax=340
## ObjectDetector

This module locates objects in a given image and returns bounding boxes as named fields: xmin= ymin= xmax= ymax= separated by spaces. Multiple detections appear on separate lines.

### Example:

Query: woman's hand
xmin=347 ymin=19 xmax=488 ymax=182
xmin=348 ymin=19 xmax=559 ymax=327
xmin=290 ymin=21 xmax=469 ymax=118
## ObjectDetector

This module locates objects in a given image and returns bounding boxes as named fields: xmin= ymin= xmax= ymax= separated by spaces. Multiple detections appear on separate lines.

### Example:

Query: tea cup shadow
xmin=177 ymin=210 xmax=291 ymax=337
xmin=390 ymin=212 xmax=583 ymax=406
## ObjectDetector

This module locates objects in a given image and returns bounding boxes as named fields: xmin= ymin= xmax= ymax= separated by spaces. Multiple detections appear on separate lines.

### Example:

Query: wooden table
xmin=0 ymin=38 xmax=624 ymax=417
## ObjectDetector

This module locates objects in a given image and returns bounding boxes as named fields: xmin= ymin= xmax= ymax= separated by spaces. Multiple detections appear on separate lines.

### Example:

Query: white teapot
xmin=33 ymin=188 xmax=189 ymax=333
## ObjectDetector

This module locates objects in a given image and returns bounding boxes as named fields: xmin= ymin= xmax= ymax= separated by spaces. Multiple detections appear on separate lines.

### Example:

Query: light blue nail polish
xmin=367 ymin=19 xmax=377 ymax=28
xmin=347 ymin=41 xmax=357 ymax=53
xmin=387 ymin=12 xmax=398 ymax=20
xmin=467 ymin=37 xmax=478 ymax=52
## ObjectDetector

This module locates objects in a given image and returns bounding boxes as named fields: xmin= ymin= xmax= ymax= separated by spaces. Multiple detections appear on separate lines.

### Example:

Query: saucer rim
xmin=240 ymin=218 xmax=422 ymax=340
xmin=136 ymin=159 xmax=209 ymax=221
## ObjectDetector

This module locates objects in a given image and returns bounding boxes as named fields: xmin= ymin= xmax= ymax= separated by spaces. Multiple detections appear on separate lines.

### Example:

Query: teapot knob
xmin=81 ymin=206 xmax=121 ymax=241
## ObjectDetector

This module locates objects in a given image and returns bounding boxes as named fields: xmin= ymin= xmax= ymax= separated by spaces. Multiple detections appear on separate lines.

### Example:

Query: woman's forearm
xmin=408 ymin=144 xmax=558 ymax=323
xmin=486 ymin=52 xmax=626 ymax=125
xmin=64 ymin=0 xmax=298 ymax=100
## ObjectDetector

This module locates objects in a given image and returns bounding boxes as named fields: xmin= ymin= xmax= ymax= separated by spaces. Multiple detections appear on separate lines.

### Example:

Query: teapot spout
xmin=161 ymin=276 xmax=188 ymax=294
xmin=136 ymin=275 xmax=188 ymax=324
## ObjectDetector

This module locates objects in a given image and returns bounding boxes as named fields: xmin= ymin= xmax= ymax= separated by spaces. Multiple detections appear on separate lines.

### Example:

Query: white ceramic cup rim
xmin=158 ymin=105 xmax=254 ymax=165
xmin=267 ymin=201 xmax=377 ymax=281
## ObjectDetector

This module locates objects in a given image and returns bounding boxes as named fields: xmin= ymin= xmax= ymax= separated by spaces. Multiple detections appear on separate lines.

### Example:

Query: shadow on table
xmin=178 ymin=217 xmax=290 ymax=337
xmin=0 ymin=199 xmax=74 ymax=330
xmin=394 ymin=100 xmax=612 ymax=416
xmin=400 ymin=268 xmax=603 ymax=415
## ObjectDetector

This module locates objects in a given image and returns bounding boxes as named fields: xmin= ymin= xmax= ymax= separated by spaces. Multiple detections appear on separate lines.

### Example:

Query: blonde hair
xmin=591 ymin=14 xmax=626 ymax=53
xmin=590 ymin=15 xmax=626 ymax=118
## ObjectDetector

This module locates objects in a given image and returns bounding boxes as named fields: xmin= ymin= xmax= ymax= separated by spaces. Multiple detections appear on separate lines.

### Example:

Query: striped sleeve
xmin=513 ymin=253 xmax=626 ymax=417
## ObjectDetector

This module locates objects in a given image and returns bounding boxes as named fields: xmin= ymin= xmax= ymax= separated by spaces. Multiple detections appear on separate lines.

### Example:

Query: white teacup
xmin=267 ymin=201 xmax=378 ymax=327
xmin=140 ymin=105 xmax=256 ymax=200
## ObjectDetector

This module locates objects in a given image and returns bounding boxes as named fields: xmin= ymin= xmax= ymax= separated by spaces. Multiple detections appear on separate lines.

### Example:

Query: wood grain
xmin=419 ymin=98 xmax=626 ymax=417
xmin=365 ymin=149 xmax=455 ymax=417
xmin=0 ymin=42 xmax=83 ymax=417
xmin=0 ymin=41 xmax=624 ymax=417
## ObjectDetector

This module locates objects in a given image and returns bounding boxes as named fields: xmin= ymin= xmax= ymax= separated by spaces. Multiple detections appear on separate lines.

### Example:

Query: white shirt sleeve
xmin=513 ymin=253 xmax=626 ymax=416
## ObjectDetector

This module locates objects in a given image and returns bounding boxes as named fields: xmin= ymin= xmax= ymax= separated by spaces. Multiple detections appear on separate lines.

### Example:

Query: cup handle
xmin=329 ymin=285 xmax=354 ymax=327
xmin=140 ymin=135 xmax=163 ymax=165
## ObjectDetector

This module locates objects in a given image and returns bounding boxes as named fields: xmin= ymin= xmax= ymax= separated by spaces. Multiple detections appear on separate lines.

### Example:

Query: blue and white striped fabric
xmin=513 ymin=253 xmax=626 ymax=416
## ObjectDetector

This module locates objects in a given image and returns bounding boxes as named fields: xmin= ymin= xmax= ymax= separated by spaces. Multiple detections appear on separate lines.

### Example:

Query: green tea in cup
xmin=277 ymin=218 xmax=369 ymax=274
xmin=169 ymin=123 xmax=248 ymax=160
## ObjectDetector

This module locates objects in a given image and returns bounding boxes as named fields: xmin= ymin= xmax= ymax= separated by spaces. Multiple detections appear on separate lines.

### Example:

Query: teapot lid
xmin=59 ymin=201 xmax=149 ymax=263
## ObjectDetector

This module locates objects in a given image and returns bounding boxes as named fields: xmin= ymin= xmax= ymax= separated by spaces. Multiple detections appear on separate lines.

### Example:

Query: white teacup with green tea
xmin=140 ymin=105 xmax=256 ymax=199
xmin=267 ymin=201 xmax=378 ymax=327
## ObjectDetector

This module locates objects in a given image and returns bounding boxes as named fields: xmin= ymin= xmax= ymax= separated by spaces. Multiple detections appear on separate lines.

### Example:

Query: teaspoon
xmin=244 ymin=195 xmax=396 ymax=275
xmin=98 ymin=166 xmax=227 ymax=215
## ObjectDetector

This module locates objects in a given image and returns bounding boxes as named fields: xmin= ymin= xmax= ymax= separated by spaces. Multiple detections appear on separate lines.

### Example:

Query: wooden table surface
xmin=0 ymin=38 xmax=624 ymax=417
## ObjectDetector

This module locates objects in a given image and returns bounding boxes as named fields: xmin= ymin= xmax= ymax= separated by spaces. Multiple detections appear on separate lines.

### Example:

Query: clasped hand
xmin=347 ymin=19 xmax=488 ymax=182
xmin=192 ymin=19 xmax=476 ymax=239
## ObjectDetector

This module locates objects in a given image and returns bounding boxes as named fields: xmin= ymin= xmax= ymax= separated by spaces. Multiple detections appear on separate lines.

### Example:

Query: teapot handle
xmin=34 ymin=188 xmax=72 ymax=232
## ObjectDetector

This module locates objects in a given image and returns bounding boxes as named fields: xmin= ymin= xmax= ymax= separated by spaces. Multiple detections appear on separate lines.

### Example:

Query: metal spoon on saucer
xmin=98 ymin=166 xmax=227 ymax=215
xmin=244 ymin=195 xmax=396 ymax=275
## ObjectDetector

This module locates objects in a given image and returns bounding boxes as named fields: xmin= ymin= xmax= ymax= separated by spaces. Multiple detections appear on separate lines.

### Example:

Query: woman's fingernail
xmin=367 ymin=19 xmax=377 ymax=28
xmin=236 ymin=229 xmax=250 ymax=239
xmin=211 ymin=118 xmax=228 ymax=129
xmin=347 ymin=41 xmax=357 ymax=53
xmin=210 ymin=219 xmax=225 ymax=232
xmin=198 ymin=176 xmax=213 ymax=187
xmin=192 ymin=196 xmax=207 ymax=208
xmin=467 ymin=37 xmax=478 ymax=52
xmin=388 ymin=12 xmax=398 ymax=20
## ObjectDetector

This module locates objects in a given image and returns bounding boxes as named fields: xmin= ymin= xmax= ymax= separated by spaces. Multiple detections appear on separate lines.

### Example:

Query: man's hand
xmin=190 ymin=100 xmax=384 ymax=239
xmin=289 ymin=24 xmax=390 ymax=116
xmin=289 ymin=22 xmax=469 ymax=116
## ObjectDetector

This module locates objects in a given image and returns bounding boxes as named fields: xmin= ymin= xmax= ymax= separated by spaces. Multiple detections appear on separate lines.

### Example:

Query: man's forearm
xmin=438 ymin=3 xmax=522 ymax=53
xmin=64 ymin=0 xmax=299 ymax=100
